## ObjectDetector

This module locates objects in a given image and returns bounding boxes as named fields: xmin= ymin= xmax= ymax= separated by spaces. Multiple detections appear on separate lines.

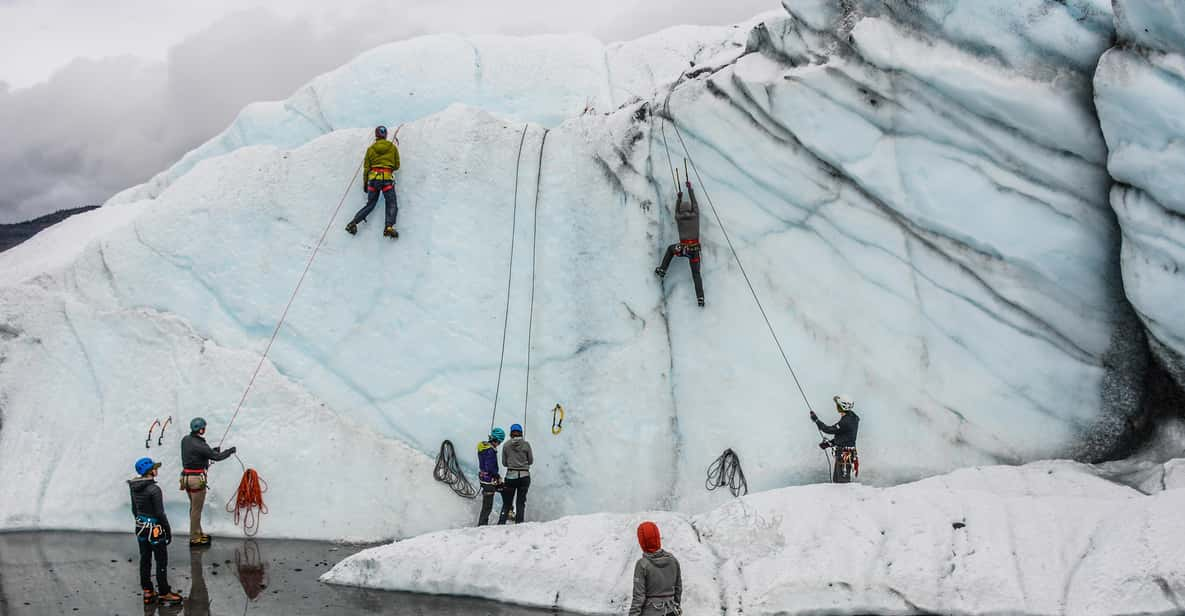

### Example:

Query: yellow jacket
xmin=364 ymin=139 xmax=400 ymax=181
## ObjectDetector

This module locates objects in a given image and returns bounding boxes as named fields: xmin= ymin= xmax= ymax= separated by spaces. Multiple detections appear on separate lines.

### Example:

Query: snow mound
xmin=323 ymin=462 xmax=1185 ymax=616
xmin=1095 ymin=0 xmax=1185 ymax=391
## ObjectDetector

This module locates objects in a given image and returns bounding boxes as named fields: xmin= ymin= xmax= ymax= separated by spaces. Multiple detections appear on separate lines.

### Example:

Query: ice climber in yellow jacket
xmin=346 ymin=125 xmax=401 ymax=238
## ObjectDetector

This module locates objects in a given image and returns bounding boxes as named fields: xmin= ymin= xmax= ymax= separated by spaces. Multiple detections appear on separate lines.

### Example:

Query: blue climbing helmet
xmin=375 ymin=125 xmax=388 ymax=139
xmin=509 ymin=423 xmax=523 ymax=435
xmin=490 ymin=427 xmax=506 ymax=442
xmin=190 ymin=417 xmax=207 ymax=433
xmin=135 ymin=457 xmax=160 ymax=476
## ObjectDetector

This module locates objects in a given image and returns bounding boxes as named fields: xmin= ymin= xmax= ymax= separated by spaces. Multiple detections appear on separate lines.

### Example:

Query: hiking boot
xmin=697 ymin=297 xmax=705 ymax=307
xmin=654 ymin=268 xmax=666 ymax=279
xmin=142 ymin=589 xmax=157 ymax=605
xmin=383 ymin=226 xmax=399 ymax=239
xmin=345 ymin=222 xmax=358 ymax=235
xmin=158 ymin=592 xmax=184 ymax=606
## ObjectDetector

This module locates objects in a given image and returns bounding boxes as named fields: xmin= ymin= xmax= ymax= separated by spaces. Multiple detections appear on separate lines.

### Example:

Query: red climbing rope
xmin=226 ymin=466 xmax=269 ymax=536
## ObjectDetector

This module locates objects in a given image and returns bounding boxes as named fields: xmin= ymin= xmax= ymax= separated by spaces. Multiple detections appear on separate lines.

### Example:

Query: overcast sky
xmin=0 ymin=0 xmax=776 ymax=223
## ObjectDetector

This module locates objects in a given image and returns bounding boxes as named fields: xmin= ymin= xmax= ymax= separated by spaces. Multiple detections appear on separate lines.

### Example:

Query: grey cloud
xmin=0 ymin=1 xmax=775 ymax=223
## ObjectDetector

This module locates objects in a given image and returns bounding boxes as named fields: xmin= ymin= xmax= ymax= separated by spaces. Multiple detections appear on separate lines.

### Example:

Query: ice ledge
xmin=323 ymin=462 xmax=1185 ymax=615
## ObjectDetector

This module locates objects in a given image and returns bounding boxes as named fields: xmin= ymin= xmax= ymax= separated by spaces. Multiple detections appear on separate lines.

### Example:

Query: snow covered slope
xmin=323 ymin=462 xmax=1185 ymax=616
xmin=0 ymin=1 xmax=1159 ymax=538
xmin=1095 ymin=0 xmax=1185 ymax=391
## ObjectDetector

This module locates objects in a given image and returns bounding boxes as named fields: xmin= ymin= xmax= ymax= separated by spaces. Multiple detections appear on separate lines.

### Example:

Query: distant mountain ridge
xmin=0 ymin=206 xmax=99 ymax=253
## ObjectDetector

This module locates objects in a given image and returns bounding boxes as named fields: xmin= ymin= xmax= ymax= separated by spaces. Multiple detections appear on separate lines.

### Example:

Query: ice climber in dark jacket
xmin=129 ymin=457 xmax=184 ymax=606
xmin=476 ymin=427 xmax=505 ymax=526
xmin=811 ymin=393 xmax=861 ymax=483
xmin=180 ymin=417 xmax=236 ymax=545
xmin=629 ymin=521 xmax=682 ymax=615
xmin=498 ymin=423 xmax=533 ymax=524
xmin=655 ymin=180 xmax=705 ymax=307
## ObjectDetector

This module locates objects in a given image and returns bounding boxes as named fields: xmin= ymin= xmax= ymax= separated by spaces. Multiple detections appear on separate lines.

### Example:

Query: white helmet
xmin=833 ymin=394 xmax=855 ymax=412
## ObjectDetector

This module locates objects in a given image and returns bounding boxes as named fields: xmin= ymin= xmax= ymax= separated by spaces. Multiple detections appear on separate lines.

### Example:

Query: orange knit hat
xmin=637 ymin=521 xmax=661 ymax=553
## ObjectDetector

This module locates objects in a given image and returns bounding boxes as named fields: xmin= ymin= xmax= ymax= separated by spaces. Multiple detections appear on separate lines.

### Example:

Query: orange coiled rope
xmin=226 ymin=468 xmax=268 ymax=536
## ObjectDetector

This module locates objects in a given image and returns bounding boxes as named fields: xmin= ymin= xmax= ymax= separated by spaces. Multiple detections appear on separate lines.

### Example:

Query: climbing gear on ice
xmin=145 ymin=419 xmax=161 ymax=449
xmin=225 ymin=466 xmax=268 ymax=537
xmin=135 ymin=457 xmax=161 ymax=476
xmin=433 ymin=440 xmax=478 ymax=499
xmin=190 ymin=417 xmax=207 ymax=433
xmin=834 ymin=394 xmax=855 ymax=413
xmin=383 ymin=225 xmax=399 ymax=238
xmin=375 ymin=125 xmax=388 ymax=139
xmin=654 ymin=267 xmax=666 ymax=278
xmin=705 ymin=448 xmax=748 ymax=497
xmin=490 ymin=427 xmax=507 ymax=443
xmin=345 ymin=222 xmax=357 ymax=235
xmin=551 ymin=404 xmax=564 ymax=435
xmin=158 ymin=416 xmax=171 ymax=446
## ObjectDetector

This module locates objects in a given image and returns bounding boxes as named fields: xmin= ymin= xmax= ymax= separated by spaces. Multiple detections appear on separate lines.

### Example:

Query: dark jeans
xmin=660 ymin=243 xmax=704 ymax=300
xmin=498 ymin=475 xmax=531 ymax=524
xmin=350 ymin=180 xmax=398 ymax=227
xmin=138 ymin=539 xmax=170 ymax=593
xmin=478 ymin=483 xmax=501 ymax=526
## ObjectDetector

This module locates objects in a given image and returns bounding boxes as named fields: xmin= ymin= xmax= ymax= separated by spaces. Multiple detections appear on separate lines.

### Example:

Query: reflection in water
xmin=0 ymin=532 xmax=578 ymax=615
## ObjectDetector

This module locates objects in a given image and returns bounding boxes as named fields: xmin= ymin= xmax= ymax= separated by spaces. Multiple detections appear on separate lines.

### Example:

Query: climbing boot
xmin=189 ymin=535 xmax=211 ymax=547
xmin=383 ymin=225 xmax=399 ymax=239
xmin=142 ymin=589 xmax=157 ymax=605
xmin=697 ymin=296 xmax=705 ymax=307
xmin=158 ymin=592 xmax=184 ymax=606
xmin=654 ymin=268 xmax=666 ymax=279
xmin=345 ymin=222 xmax=358 ymax=235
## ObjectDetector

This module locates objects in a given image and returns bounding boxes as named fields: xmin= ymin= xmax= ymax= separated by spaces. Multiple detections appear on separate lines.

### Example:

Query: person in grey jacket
xmin=655 ymin=180 xmax=705 ymax=307
xmin=498 ymin=423 xmax=533 ymax=524
xmin=629 ymin=521 xmax=682 ymax=615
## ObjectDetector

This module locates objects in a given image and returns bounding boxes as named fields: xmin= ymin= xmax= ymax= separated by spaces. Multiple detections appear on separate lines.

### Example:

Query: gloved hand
xmin=818 ymin=440 xmax=832 ymax=450
xmin=227 ymin=446 xmax=237 ymax=455
xmin=809 ymin=411 xmax=818 ymax=421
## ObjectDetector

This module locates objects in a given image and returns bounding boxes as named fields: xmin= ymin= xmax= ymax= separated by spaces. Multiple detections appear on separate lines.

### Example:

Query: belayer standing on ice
xmin=129 ymin=457 xmax=184 ymax=606
xmin=811 ymin=394 xmax=861 ymax=483
xmin=345 ymin=125 xmax=401 ymax=238
xmin=498 ymin=423 xmax=533 ymax=525
xmin=476 ymin=427 xmax=506 ymax=526
xmin=180 ymin=417 xmax=237 ymax=546
xmin=655 ymin=178 xmax=705 ymax=307
xmin=628 ymin=521 xmax=682 ymax=616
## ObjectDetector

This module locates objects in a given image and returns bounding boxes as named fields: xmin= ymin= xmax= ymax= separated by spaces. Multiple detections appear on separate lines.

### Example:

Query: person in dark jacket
xmin=498 ymin=423 xmax=533 ymax=525
xmin=811 ymin=394 xmax=861 ymax=483
xmin=655 ymin=180 xmax=705 ymax=307
xmin=180 ymin=417 xmax=236 ymax=546
xmin=629 ymin=521 xmax=682 ymax=616
xmin=346 ymin=125 xmax=401 ymax=238
xmin=129 ymin=457 xmax=184 ymax=606
xmin=476 ymin=427 xmax=505 ymax=526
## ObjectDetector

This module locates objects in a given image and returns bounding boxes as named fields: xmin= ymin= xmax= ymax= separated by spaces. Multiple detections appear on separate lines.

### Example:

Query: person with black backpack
xmin=128 ymin=457 xmax=183 ymax=606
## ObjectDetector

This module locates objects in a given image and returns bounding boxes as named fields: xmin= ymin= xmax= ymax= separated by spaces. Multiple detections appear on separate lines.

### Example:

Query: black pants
xmin=833 ymin=448 xmax=857 ymax=484
xmin=478 ymin=483 xmax=501 ymax=526
xmin=498 ymin=475 xmax=531 ymax=524
xmin=660 ymin=243 xmax=704 ymax=300
xmin=350 ymin=180 xmax=398 ymax=227
xmin=138 ymin=539 xmax=170 ymax=594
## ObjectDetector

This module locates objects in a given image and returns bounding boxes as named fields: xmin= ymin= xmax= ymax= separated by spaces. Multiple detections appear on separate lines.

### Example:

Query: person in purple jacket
xmin=476 ymin=427 xmax=506 ymax=526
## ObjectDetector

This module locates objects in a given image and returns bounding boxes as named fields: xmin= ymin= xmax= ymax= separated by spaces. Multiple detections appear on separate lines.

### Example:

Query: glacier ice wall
xmin=1095 ymin=0 xmax=1185 ymax=392
xmin=0 ymin=1 xmax=1158 ymax=538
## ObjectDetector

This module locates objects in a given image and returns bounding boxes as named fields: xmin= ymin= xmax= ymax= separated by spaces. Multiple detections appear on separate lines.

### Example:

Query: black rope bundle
xmin=433 ymin=440 xmax=477 ymax=499
xmin=705 ymin=448 xmax=749 ymax=497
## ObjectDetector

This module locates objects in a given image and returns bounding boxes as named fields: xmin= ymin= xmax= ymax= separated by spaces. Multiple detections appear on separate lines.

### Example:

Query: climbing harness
xmin=134 ymin=515 xmax=167 ymax=545
xmin=225 ymin=460 xmax=268 ymax=537
xmin=660 ymin=106 xmax=833 ymax=480
xmin=433 ymin=439 xmax=478 ymax=499
xmin=490 ymin=125 xmax=531 ymax=432
xmin=145 ymin=419 xmax=161 ymax=449
xmin=705 ymin=448 xmax=749 ymax=497
xmin=551 ymin=404 xmax=565 ymax=435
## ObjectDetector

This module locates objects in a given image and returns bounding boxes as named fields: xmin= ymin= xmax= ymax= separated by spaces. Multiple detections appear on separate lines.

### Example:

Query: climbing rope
xmin=225 ymin=463 xmax=268 ymax=536
xmin=490 ymin=125 xmax=531 ymax=432
xmin=705 ymin=449 xmax=748 ymax=497
xmin=661 ymin=109 xmax=833 ymax=477
xmin=522 ymin=129 xmax=549 ymax=432
xmin=433 ymin=440 xmax=478 ymax=499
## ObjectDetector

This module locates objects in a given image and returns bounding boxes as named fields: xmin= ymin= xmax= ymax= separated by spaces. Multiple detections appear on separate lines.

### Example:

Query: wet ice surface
xmin=0 ymin=532 xmax=578 ymax=615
